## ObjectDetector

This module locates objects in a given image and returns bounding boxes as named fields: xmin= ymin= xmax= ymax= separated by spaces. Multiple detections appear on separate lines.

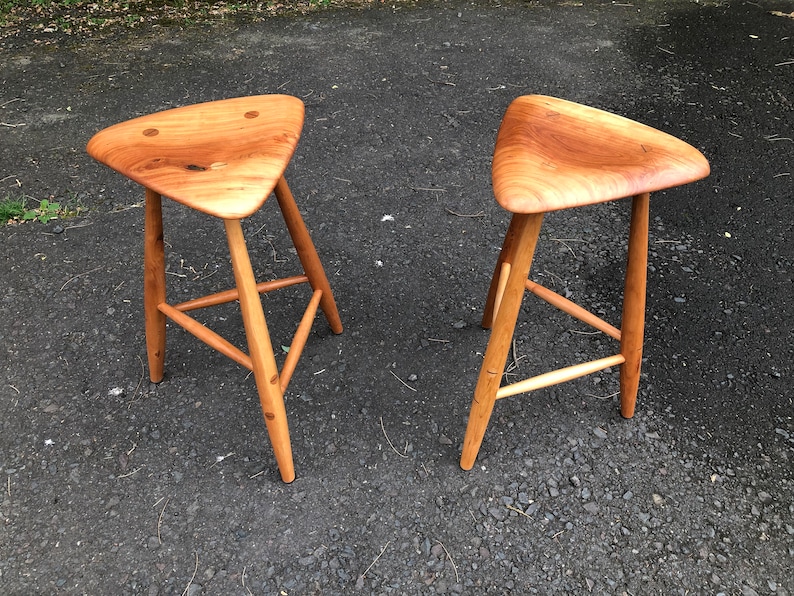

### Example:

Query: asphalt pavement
xmin=1 ymin=1 xmax=792 ymax=593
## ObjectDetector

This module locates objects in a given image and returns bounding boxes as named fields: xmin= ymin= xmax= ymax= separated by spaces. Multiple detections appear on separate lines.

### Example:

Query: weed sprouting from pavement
xmin=1 ymin=193 xmax=87 ymax=224
xmin=22 ymin=198 xmax=61 ymax=223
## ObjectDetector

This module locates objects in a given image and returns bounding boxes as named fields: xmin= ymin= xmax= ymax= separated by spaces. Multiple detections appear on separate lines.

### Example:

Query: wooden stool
xmin=87 ymin=95 xmax=343 ymax=483
xmin=460 ymin=95 xmax=709 ymax=470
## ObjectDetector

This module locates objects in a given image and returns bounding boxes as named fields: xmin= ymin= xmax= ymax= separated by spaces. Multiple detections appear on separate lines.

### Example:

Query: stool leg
xmin=481 ymin=215 xmax=524 ymax=330
xmin=461 ymin=213 xmax=544 ymax=470
xmin=274 ymin=176 xmax=343 ymax=335
xmin=225 ymin=219 xmax=295 ymax=483
xmin=619 ymin=193 xmax=650 ymax=419
xmin=144 ymin=188 xmax=166 ymax=383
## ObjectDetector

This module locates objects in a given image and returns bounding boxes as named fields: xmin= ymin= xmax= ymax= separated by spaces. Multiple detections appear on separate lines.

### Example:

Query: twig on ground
xmin=180 ymin=552 xmax=199 ymax=596
xmin=506 ymin=503 xmax=532 ymax=518
xmin=541 ymin=269 xmax=566 ymax=286
xmin=208 ymin=452 xmax=235 ymax=468
xmin=241 ymin=566 xmax=254 ymax=596
xmin=380 ymin=416 xmax=409 ymax=458
xmin=128 ymin=355 xmax=145 ymax=407
xmin=64 ymin=221 xmax=93 ymax=230
xmin=426 ymin=77 xmax=456 ymax=86
xmin=445 ymin=208 xmax=485 ymax=218
xmin=409 ymin=186 xmax=446 ymax=192
xmin=360 ymin=541 xmax=391 ymax=580
xmin=113 ymin=202 xmax=144 ymax=211
xmin=436 ymin=540 xmax=460 ymax=583
xmin=265 ymin=235 xmax=286 ymax=263
xmin=504 ymin=339 xmax=526 ymax=377
xmin=585 ymin=391 xmax=620 ymax=401
xmin=194 ymin=268 xmax=217 ymax=282
xmin=550 ymin=237 xmax=583 ymax=258
xmin=389 ymin=370 xmax=417 ymax=392
xmin=60 ymin=266 xmax=102 ymax=291
xmin=117 ymin=466 xmax=144 ymax=478
xmin=158 ymin=497 xmax=170 ymax=545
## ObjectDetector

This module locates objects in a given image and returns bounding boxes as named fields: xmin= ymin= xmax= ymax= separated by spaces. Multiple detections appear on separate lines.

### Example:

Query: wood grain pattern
xmin=460 ymin=213 xmax=543 ymax=470
xmin=225 ymin=218 xmax=295 ymax=483
xmin=461 ymin=96 xmax=710 ymax=470
xmin=87 ymin=95 xmax=303 ymax=219
xmin=143 ymin=189 xmax=166 ymax=383
xmin=492 ymin=95 xmax=710 ymax=214
xmin=618 ymin=193 xmax=650 ymax=418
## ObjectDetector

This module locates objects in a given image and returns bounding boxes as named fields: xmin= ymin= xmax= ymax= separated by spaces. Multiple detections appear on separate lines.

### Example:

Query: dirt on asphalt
xmin=1 ymin=0 xmax=793 ymax=594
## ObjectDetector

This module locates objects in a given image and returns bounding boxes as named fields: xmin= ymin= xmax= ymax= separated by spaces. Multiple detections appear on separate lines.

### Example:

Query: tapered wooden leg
xmin=225 ymin=219 xmax=295 ymax=483
xmin=274 ymin=176 xmax=343 ymax=335
xmin=144 ymin=188 xmax=166 ymax=383
xmin=619 ymin=193 xmax=650 ymax=418
xmin=481 ymin=215 xmax=525 ymax=330
xmin=461 ymin=213 xmax=544 ymax=470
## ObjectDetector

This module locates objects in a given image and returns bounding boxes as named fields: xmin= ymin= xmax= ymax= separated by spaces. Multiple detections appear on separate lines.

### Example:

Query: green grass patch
xmin=0 ymin=195 xmax=26 ymax=222
xmin=1 ymin=193 xmax=87 ymax=225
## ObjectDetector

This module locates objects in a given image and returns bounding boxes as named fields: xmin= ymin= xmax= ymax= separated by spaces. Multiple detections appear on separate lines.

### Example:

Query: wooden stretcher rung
xmin=496 ymin=353 xmax=626 ymax=400
xmin=173 ymin=275 xmax=310 ymax=312
xmin=279 ymin=289 xmax=323 ymax=393
xmin=158 ymin=302 xmax=253 ymax=370
xmin=525 ymin=280 xmax=621 ymax=340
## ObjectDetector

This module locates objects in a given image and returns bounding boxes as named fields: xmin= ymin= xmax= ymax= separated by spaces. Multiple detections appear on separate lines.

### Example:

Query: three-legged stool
xmin=87 ymin=95 xmax=343 ymax=483
xmin=461 ymin=95 xmax=709 ymax=470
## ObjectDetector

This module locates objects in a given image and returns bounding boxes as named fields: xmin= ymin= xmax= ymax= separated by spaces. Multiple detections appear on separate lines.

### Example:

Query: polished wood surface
xmin=87 ymin=95 xmax=304 ymax=219
xmin=460 ymin=213 xmax=543 ymax=470
xmin=461 ymin=96 xmax=710 ymax=470
xmin=226 ymin=219 xmax=295 ymax=483
xmin=618 ymin=193 xmax=650 ymax=418
xmin=90 ymin=96 xmax=343 ymax=482
xmin=274 ymin=177 xmax=344 ymax=335
xmin=492 ymin=95 xmax=710 ymax=214
xmin=143 ymin=189 xmax=166 ymax=383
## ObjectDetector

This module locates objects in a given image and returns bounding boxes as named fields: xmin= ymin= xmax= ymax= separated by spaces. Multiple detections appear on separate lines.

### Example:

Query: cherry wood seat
xmin=461 ymin=95 xmax=710 ymax=470
xmin=87 ymin=95 xmax=343 ymax=483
